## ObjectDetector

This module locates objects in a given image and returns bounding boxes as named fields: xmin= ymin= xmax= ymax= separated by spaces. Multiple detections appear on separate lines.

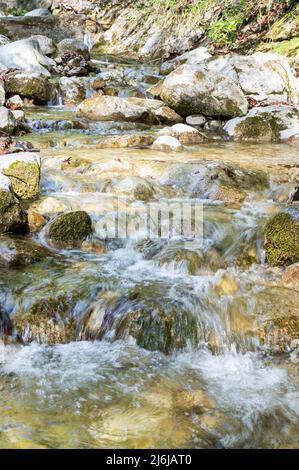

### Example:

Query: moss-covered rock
xmin=13 ymin=294 xmax=78 ymax=344
xmin=0 ymin=174 xmax=27 ymax=234
xmin=232 ymin=116 xmax=277 ymax=142
xmin=0 ymin=153 xmax=41 ymax=199
xmin=153 ymin=246 xmax=204 ymax=275
xmin=224 ymin=106 xmax=299 ymax=142
xmin=92 ymin=284 xmax=199 ymax=354
xmin=0 ymin=235 xmax=53 ymax=268
xmin=264 ymin=208 xmax=299 ymax=266
xmin=5 ymin=71 xmax=55 ymax=104
xmin=47 ymin=211 xmax=93 ymax=248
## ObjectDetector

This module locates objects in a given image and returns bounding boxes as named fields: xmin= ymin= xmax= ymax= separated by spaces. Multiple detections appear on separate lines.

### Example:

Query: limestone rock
xmin=0 ymin=152 xmax=41 ymax=199
xmin=149 ymin=64 xmax=248 ymax=118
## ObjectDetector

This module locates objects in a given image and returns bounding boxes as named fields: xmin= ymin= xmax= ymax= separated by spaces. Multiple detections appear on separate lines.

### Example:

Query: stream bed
xmin=0 ymin=55 xmax=299 ymax=449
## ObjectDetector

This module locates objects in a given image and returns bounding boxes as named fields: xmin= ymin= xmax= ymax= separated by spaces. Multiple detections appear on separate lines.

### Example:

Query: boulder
xmin=96 ymin=134 xmax=155 ymax=149
xmin=0 ymin=106 xmax=18 ymax=134
xmin=264 ymin=206 xmax=299 ymax=266
xmin=76 ymin=95 xmax=182 ymax=125
xmin=224 ymin=115 xmax=277 ymax=142
xmin=0 ymin=152 xmax=41 ymax=199
xmin=47 ymin=211 xmax=93 ymax=248
xmin=59 ymin=76 xmax=87 ymax=105
xmin=205 ymin=52 xmax=298 ymax=105
xmin=0 ymin=173 xmax=27 ymax=234
xmin=152 ymin=136 xmax=183 ymax=152
xmin=5 ymin=71 xmax=55 ymax=104
xmin=0 ymin=235 xmax=53 ymax=267
xmin=149 ymin=64 xmax=248 ymax=118
xmin=160 ymin=46 xmax=211 ymax=74
xmin=224 ymin=105 xmax=299 ymax=142
xmin=0 ymin=38 xmax=55 ymax=75
xmin=88 ymin=285 xmax=199 ymax=354
xmin=13 ymin=294 xmax=79 ymax=344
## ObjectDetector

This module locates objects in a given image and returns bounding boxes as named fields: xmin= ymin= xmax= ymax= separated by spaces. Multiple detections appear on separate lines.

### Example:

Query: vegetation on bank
xmin=127 ymin=0 xmax=296 ymax=47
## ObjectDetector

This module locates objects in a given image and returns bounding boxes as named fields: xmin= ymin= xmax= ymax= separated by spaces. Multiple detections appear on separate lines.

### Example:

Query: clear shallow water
xmin=1 ymin=341 xmax=299 ymax=449
xmin=1 ymin=55 xmax=299 ymax=449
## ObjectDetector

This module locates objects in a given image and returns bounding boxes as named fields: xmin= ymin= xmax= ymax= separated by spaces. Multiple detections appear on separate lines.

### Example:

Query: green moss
xmin=2 ymin=161 xmax=40 ymax=199
xmin=127 ymin=306 xmax=198 ymax=354
xmin=112 ymin=285 xmax=199 ymax=354
xmin=235 ymin=116 xmax=276 ymax=141
xmin=48 ymin=211 xmax=92 ymax=247
xmin=264 ymin=212 xmax=299 ymax=266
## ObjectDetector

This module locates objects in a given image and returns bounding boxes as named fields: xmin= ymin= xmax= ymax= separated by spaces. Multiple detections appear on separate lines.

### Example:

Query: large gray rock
xmin=29 ymin=35 xmax=56 ymax=56
xmin=5 ymin=71 xmax=55 ymax=104
xmin=0 ymin=173 xmax=27 ymax=234
xmin=0 ymin=152 xmax=41 ymax=199
xmin=0 ymin=106 xmax=18 ymax=134
xmin=205 ymin=52 xmax=298 ymax=105
xmin=76 ymin=96 xmax=183 ymax=125
xmin=0 ymin=38 xmax=55 ymax=75
xmin=149 ymin=64 xmax=248 ymax=118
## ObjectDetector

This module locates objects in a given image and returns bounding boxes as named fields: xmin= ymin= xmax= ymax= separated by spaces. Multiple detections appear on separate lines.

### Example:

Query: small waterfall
xmin=84 ymin=31 xmax=94 ymax=51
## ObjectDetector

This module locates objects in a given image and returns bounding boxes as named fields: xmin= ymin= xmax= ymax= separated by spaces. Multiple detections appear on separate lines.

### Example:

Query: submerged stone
xmin=13 ymin=294 xmax=78 ymax=344
xmin=0 ymin=235 xmax=53 ymax=267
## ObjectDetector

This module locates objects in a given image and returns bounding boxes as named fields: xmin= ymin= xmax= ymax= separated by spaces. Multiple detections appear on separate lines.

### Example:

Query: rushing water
xmin=0 ymin=56 xmax=299 ymax=449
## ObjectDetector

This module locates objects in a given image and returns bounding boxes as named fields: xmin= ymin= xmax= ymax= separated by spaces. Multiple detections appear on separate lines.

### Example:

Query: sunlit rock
xmin=0 ymin=152 xmax=41 ymax=199
xmin=152 ymin=135 xmax=183 ymax=152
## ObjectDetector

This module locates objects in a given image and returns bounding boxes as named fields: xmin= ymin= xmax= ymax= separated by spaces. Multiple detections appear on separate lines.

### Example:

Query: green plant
xmin=207 ymin=0 xmax=250 ymax=45
xmin=11 ymin=8 xmax=28 ymax=16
